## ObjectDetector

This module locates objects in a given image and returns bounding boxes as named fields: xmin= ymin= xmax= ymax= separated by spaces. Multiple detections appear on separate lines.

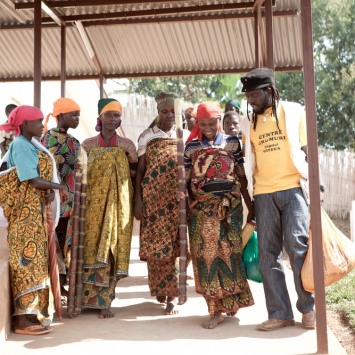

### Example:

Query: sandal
xmin=14 ymin=325 xmax=53 ymax=335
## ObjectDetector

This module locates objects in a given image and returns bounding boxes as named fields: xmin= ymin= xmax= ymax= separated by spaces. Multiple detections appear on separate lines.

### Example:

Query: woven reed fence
xmin=121 ymin=94 xmax=193 ymax=147
xmin=319 ymin=147 xmax=355 ymax=220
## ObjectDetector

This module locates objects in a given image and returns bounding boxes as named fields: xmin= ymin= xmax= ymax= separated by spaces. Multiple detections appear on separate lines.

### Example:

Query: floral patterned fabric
xmin=41 ymin=128 xmax=80 ymax=218
xmin=0 ymin=152 xmax=54 ymax=326
xmin=187 ymin=147 xmax=254 ymax=317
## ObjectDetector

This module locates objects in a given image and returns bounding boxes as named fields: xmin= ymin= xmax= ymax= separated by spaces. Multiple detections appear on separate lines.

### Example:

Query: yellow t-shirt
xmin=242 ymin=104 xmax=307 ymax=196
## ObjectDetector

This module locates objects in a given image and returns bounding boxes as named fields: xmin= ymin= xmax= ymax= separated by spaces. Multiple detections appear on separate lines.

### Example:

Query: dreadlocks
xmin=247 ymin=84 xmax=280 ymax=131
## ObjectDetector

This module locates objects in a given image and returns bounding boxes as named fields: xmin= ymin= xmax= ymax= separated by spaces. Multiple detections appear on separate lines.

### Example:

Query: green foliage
xmin=123 ymin=75 xmax=243 ymax=107
xmin=113 ymin=0 xmax=355 ymax=150
xmin=326 ymin=270 xmax=355 ymax=330
xmin=276 ymin=0 xmax=355 ymax=150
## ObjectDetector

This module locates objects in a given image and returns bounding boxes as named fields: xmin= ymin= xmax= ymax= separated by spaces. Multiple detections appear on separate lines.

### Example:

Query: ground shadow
xmin=9 ymin=301 xmax=309 ymax=350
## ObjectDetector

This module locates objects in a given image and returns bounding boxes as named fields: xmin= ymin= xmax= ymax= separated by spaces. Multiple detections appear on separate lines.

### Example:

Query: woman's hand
xmin=45 ymin=190 xmax=55 ymax=205
xmin=59 ymin=188 xmax=70 ymax=206
xmin=176 ymin=190 xmax=186 ymax=201
xmin=74 ymin=160 xmax=82 ymax=171
xmin=134 ymin=197 xmax=146 ymax=220
xmin=231 ymin=183 xmax=241 ymax=199
xmin=246 ymin=204 xmax=255 ymax=223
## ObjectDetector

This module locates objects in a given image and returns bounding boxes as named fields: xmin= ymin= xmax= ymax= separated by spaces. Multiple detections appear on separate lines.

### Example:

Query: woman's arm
xmin=0 ymin=142 xmax=6 ymax=156
xmin=239 ymin=176 xmax=254 ymax=223
xmin=29 ymin=177 xmax=69 ymax=205
xmin=134 ymin=155 xmax=146 ymax=220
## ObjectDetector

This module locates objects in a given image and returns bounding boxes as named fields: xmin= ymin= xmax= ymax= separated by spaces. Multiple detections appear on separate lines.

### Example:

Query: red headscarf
xmin=0 ymin=106 xmax=44 ymax=137
xmin=186 ymin=101 xmax=222 ymax=144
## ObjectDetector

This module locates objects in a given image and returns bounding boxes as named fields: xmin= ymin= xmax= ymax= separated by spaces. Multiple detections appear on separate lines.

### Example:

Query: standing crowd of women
xmin=1 ymin=68 xmax=315 ymax=336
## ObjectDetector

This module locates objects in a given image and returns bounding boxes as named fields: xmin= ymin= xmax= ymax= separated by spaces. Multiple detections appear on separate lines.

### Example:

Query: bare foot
xmin=99 ymin=307 xmax=114 ymax=319
xmin=203 ymin=313 xmax=224 ymax=329
xmin=187 ymin=275 xmax=194 ymax=280
xmin=227 ymin=312 xmax=237 ymax=317
xmin=156 ymin=296 xmax=167 ymax=304
xmin=165 ymin=297 xmax=178 ymax=315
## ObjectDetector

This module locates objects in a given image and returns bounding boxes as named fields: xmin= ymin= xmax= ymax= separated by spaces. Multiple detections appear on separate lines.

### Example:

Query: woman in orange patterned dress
xmin=0 ymin=106 xmax=68 ymax=335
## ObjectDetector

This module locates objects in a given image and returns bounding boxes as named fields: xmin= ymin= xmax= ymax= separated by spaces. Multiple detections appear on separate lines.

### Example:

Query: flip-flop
xmin=61 ymin=297 xmax=67 ymax=306
xmin=14 ymin=325 xmax=52 ymax=335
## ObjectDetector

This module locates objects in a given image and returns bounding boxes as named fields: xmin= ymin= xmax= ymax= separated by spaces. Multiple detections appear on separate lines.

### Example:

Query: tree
xmin=122 ymin=74 xmax=243 ymax=107
xmin=276 ymin=0 xmax=355 ymax=150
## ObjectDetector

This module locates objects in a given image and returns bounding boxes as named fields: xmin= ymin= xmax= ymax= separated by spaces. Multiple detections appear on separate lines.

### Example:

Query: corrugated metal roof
xmin=0 ymin=0 xmax=303 ymax=81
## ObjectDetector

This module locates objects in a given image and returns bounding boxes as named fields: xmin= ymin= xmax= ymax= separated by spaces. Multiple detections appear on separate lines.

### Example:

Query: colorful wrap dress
xmin=137 ymin=125 xmax=190 ymax=298
xmin=41 ymin=127 xmax=81 ymax=285
xmin=80 ymin=133 xmax=136 ymax=309
xmin=0 ymin=136 xmax=59 ymax=326
xmin=184 ymin=132 xmax=254 ymax=316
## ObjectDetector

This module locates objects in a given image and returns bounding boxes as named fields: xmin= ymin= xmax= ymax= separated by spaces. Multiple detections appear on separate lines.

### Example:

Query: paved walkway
xmin=2 ymin=236 xmax=346 ymax=355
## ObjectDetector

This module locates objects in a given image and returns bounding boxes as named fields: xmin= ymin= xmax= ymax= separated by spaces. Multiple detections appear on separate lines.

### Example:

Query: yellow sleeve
xmin=299 ymin=109 xmax=307 ymax=147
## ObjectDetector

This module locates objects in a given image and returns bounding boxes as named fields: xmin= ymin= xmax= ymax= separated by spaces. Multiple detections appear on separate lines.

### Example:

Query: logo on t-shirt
xmin=258 ymin=130 xmax=286 ymax=153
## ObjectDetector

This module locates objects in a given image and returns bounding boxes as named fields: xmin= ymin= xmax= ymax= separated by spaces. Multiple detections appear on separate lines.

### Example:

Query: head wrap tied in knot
xmin=226 ymin=99 xmax=241 ymax=110
xmin=155 ymin=92 xmax=177 ymax=111
xmin=0 ymin=105 xmax=44 ymax=137
xmin=96 ymin=98 xmax=122 ymax=132
xmin=186 ymin=101 xmax=222 ymax=144
xmin=44 ymin=98 xmax=80 ymax=134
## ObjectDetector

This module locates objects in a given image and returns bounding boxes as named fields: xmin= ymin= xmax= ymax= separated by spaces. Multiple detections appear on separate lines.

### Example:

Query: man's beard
xmin=252 ymin=95 xmax=272 ymax=115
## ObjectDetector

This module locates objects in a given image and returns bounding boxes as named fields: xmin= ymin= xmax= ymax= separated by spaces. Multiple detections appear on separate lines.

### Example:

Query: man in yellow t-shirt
xmin=240 ymin=68 xmax=319 ymax=332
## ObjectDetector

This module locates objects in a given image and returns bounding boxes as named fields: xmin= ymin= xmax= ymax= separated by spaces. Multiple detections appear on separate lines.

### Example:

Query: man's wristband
xmin=320 ymin=185 xmax=326 ymax=192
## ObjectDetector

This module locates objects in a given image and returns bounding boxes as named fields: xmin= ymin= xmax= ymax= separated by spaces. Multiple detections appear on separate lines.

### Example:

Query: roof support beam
xmin=16 ymin=0 xmax=263 ymax=9
xmin=40 ymin=1 xmax=276 ymax=23
xmin=81 ymin=11 xmax=297 ymax=27
xmin=75 ymin=21 xmax=106 ymax=84
xmin=254 ymin=11 xmax=260 ymax=68
xmin=34 ymin=0 xmax=41 ymax=108
xmin=265 ymin=0 xmax=274 ymax=70
xmin=0 ymin=66 xmax=303 ymax=82
xmin=0 ymin=0 xmax=28 ymax=23
xmin=257 ymin=6 xmax=267 ymax=66
xmin=41 ymin=0 xmax=65 ymax=26
xmin=301 ymin=0 xmax=328 ymax=353
xmin=61 ymin=25 xmax=66 ymax=97
xmin=0 ymin=11 xmax=297 ymax=30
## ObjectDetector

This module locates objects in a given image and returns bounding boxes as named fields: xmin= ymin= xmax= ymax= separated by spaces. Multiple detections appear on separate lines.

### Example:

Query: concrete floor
xmin=2 ymin=236 xmax=346 ymax=355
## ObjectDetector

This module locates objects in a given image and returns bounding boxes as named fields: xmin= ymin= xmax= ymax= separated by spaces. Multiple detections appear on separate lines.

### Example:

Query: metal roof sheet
xmin=0 ymin=0 xmax=303 ymax=81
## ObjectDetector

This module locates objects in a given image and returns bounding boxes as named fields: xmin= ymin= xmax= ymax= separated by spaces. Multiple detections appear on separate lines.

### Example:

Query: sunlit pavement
xmin=2 ymin=236 xmax=346 ymax=355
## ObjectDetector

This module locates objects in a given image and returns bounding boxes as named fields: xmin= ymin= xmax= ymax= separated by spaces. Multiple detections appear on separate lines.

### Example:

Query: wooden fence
xmin=121 ymin=94 xmax=193 ymax=147
xmin=319 ymin=147 xmax=355 ymax=220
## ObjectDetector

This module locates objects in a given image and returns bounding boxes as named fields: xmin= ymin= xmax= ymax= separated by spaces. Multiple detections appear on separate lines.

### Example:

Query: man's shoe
xmin=302 ymin=310 xmax=316 ymax=329
xmin=258 ymin=318 xmax=295 ymax=331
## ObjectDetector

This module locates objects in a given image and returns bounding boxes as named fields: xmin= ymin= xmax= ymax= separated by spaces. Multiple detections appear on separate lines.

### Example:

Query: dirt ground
xmin=326 ymin=218 xmax=354 ymax=355
xmin=327 ymin=310 xmax=355 ymax=355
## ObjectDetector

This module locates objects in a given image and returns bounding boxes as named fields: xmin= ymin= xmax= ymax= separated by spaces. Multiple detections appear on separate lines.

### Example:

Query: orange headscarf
xmin=44 ymin=98 xmax=80 ymax=134
xmin=186 ymin=102 xmax=222 ymax=144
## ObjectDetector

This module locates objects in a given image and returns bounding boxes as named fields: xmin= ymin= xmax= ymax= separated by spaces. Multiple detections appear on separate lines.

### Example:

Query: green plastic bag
xmin=242 ymin=231 xmax=263 ymax=283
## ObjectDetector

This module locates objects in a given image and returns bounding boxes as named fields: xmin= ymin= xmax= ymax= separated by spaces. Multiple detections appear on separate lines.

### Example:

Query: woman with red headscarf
xmin=0 ymin=106 xmax=68 ymax=335
xmin=177 ymin=102 xmax=255 ymax=329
